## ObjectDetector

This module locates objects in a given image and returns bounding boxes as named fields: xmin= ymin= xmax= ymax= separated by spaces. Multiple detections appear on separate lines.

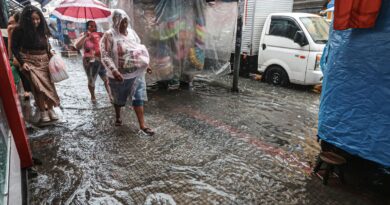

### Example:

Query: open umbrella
xmin=51 ymin=0 xmax=111 ymax=23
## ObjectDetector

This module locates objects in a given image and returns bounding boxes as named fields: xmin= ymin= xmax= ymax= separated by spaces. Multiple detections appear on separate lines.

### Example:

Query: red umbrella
xmin=51 ymin=0 xmax=111 ymax=23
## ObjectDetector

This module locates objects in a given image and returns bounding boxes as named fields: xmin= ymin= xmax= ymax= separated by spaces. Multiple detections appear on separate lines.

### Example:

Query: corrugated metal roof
xmin=293 ymin=0 xmax=327 ymax=14
xmin=13 ymin=0 xmax=31 ymax=6
xmin=8 ymin=0 xmax=25 ymax=15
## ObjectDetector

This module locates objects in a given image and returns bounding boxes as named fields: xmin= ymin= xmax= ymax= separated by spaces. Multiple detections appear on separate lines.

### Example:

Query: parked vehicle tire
xmin=266 ymin=66 xmax=289 ymax=86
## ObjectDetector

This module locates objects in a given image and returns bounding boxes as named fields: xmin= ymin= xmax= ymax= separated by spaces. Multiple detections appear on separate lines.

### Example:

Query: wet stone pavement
xmin=26 ymin=54 xmax=389 ymax=205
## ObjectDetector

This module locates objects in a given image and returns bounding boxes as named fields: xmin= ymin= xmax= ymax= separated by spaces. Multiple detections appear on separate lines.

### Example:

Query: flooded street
xmin=26 ymin=55 xmax=387 ymax=205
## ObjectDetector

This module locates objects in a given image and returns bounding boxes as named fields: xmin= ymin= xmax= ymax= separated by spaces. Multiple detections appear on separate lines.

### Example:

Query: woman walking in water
xmin=12 ymin=5 xmax=60 ymax=123
xmin=75 ymin=20 xmax=111 ymax=103
xmin=101 ymin=9 xmax=154 ymax=135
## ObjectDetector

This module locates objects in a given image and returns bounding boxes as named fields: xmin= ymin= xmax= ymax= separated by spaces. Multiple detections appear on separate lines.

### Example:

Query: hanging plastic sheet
xmin=132 ymin=0 xmax=206 ymax=84
xmin=318 ymin=0 xmax=390 ymax=167
xmin=203 ymin=1 xmax=237 ymax=76
xmin=130 ymin=0 xmax=236 ymax=84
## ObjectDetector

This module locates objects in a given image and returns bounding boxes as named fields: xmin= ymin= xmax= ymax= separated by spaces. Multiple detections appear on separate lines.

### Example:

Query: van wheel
xmin=266 ymin=66 xmax=289 ymax=86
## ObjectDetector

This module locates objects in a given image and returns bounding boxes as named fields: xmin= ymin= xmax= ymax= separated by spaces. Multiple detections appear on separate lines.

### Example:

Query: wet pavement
xmin=26 ymin=54 xmax=389 ymax=205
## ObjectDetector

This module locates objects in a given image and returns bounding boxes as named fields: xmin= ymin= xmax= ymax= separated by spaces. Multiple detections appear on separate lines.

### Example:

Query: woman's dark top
xmin=12 ymin=27 xmax=48 ymax=66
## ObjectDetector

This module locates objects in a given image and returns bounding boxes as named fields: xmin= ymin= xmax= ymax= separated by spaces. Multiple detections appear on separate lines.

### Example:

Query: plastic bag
xmin=49 ymin=55 xmax=69 ymax=83
xmin=122 ymin=44 xmax=150 ymax=73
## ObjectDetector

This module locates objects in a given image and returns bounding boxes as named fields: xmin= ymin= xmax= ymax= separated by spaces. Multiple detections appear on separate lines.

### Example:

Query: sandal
xmin=115 ymin=119 xmax=122 ymax=126
xmin=141 ymin=127 xmax=155 ymax=136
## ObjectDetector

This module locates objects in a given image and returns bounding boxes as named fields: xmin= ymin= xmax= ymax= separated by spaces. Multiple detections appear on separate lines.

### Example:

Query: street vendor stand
xmin=318 ymin=0 xmax=390 ymax=168
xmin=126 ymin=0 xmax=237 ymax=87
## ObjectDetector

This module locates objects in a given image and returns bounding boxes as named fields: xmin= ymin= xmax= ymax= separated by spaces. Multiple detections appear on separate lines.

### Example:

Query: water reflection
xmin=27 ymin=53 xmax=384 ymax=205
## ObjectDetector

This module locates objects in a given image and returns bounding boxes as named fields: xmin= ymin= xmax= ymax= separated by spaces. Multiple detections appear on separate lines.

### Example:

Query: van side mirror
xmin=294 ymin=31 xmax=308 ymax=47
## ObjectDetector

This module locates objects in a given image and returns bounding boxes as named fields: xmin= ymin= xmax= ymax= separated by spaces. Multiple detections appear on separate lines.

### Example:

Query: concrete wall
xmin=8 ymin=136 xmax=22 ymax=205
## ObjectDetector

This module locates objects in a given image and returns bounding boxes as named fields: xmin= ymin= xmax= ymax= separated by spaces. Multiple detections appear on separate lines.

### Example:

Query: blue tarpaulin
xmin=319 ymin=0 xmax=390 ymax=167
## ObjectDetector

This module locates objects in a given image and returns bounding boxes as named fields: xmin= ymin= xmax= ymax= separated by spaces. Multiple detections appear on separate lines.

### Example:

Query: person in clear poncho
xmin=100 ymin=9 xmax=154 ymax=135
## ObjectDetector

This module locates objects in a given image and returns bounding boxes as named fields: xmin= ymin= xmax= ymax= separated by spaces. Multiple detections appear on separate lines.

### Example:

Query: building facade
xmin=293 ymin=0 xmax=327 ymax=14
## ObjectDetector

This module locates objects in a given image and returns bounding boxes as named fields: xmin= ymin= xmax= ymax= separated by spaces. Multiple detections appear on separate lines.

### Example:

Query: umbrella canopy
xmin=51 ymin=0 xmax=111 ymax=23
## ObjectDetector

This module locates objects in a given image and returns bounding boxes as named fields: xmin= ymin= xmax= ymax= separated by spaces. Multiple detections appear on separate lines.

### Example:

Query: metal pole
xmin=232 ymin=0 xmax=243 ymax=92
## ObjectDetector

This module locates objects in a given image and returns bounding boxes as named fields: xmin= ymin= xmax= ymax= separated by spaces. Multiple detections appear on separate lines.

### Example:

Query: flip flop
xmin=141 ymin=127 xmax=155 ymax=136
xmin=115 ymin=119 xmax=122 ymax=126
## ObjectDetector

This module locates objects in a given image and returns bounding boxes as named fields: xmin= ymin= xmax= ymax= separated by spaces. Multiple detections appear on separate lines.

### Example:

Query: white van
xmin=233 ymin=0 xmax=329 ymax=86
xmin=258 ymin=13 xmax=329 ymax=86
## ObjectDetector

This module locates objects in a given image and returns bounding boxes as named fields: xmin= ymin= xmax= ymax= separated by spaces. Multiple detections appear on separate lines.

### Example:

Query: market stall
xmin=0 ymin=29 xmax=32 ymax=205
xmin=110 ymin=0 xmax=237 ymax=86
xmin=318 ymin=0 xmax=390 ymax=167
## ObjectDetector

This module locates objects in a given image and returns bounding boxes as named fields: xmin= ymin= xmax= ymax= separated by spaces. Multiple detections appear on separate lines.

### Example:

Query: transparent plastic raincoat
xmin=100 ymin=9 xmax=149 ymax=101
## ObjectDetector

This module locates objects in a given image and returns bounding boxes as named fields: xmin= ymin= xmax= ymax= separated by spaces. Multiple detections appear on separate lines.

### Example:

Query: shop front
xmin=0 ymin=29 xmax=32 ymax=205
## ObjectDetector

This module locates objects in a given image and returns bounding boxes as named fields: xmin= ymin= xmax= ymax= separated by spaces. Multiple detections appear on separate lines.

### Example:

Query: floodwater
xmin=26 ymin=54 xmax=389 ymax=205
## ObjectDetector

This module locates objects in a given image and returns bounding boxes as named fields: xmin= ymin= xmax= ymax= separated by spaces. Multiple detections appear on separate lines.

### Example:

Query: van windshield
xmin=300 ymin=17 xmax=329 ymax=44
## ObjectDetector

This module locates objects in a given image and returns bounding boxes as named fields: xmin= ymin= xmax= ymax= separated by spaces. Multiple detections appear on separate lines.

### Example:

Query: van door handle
xmin=262 ymin=44 xmax=266 ymax=50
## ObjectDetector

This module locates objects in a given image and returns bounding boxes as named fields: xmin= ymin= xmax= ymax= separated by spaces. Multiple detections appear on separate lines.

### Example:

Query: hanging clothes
xmin=132 ymin=0 xmax=206 ymax=83
xmin=334 ymin=0 xmax=382 ymax=30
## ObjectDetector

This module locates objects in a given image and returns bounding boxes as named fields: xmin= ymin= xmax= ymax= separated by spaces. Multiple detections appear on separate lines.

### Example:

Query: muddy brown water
xmin=27 ymin=55 xmax=388 ymax=205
